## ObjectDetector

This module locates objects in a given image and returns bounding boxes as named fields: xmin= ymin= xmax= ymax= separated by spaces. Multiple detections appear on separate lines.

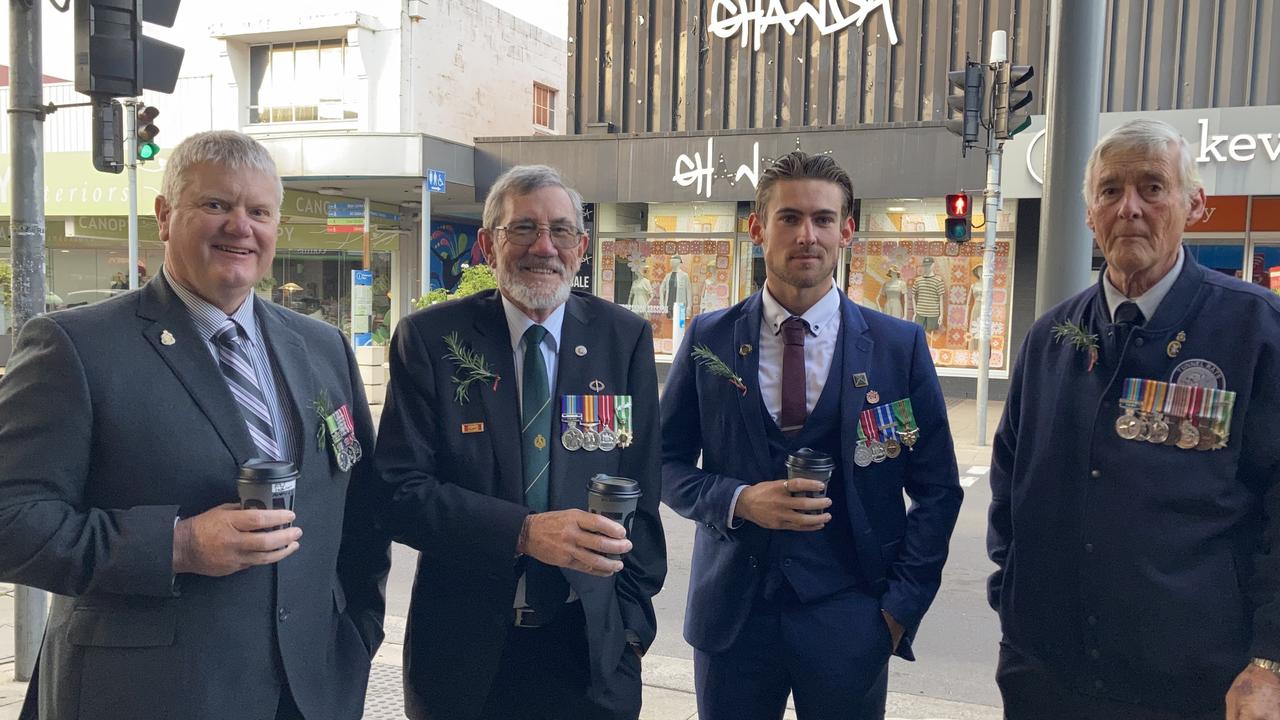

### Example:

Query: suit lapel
xmin=837 ymin=297 xmax=873 ymax=491
xmin=550 ymin=295 xmax=595 ymax=511
xmin=255 ymin=300 xmax=314 ymax=467
xmin=734 ymin=294 xmax=772 ymax=477
xmin=472 ymin=293 xmax=524 ymax=504
xmin=137 ymin=275 xmax=256 ymax=464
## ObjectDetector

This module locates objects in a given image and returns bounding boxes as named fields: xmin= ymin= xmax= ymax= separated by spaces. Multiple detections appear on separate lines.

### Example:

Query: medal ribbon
xmin=600 ymin=394 xmax=616 ymax=433
xmin=1185 ymin=385 xmax=1204 ymax=429
xmin=1121 ymin=378 xmax=1141 ymax=408
xmin=1166 ymin=382 xmax=1188 ymax=420
xmin=616 ymin=395 xmax=633 ymax=439
xmin=859 ymin=408 xmax=880 ymax=442
xmin=874 ymin=403 xmax=898 ymax=441
xmin=562 ymin=395 xmax=583 ymax=430
xmin=1210 ymin=388 xmax=1237 ymax=443
xmin=891 ymin=399 xmax=918 ymax=433
xmin=583 ymin=395 xmax=597 ymax=426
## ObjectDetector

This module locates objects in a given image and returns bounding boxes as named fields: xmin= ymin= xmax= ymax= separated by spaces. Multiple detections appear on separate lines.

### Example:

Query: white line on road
xmin=966 ymin=465 xmax=990 ymax=475
xmin=960 ymin=475 xmax=979 ymax=488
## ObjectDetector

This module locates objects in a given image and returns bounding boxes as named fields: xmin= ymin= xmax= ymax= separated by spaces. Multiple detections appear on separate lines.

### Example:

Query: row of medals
xmin=853 ymin=427 xmax=919 ymax=467
xmin=561 ymin=413 xmax=631 ymax=452
xmin=1115 ymin=406 xmax=1222 ymax=451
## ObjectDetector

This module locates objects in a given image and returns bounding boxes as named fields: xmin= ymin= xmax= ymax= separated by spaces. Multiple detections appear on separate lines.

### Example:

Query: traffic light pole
xmin=123 ymin=99 xmax=141 ymax=289
xmin=975 ymin=139 xmax=1003 ymax=446
xmin=9 ymin=0 xmax=49 ymax=682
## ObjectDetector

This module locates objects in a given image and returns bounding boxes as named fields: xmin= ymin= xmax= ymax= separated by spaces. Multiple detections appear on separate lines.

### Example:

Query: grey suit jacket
xmin=0 ymin=274 xmax=391 ymax=720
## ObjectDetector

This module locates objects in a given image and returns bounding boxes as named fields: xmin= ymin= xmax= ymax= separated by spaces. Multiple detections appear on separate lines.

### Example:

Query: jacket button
xmin=705 ymin=522 xmax=716 ymax=530
xmin=278 ymin=607 xmax=290 ymax=622
xmin=1089 ymin=648 xmax=1101 ymax=660
xmin=1135 ymin=337 xmax=1145 ymax=346
xmin=748 ymin=556 xmax=759 ymax=568
xmin=1094 ymin=679 xmax=1105 ymax=690
xmin=1084 ymin=543 xmax=1095 ymax=554
xmin=783 ymin=558 xmax=793 ymax=567
xmin=1087 ymin=615 xmax=1098 ymax=626
xmin=1090 ymin=469 xmax=1102 ymax=479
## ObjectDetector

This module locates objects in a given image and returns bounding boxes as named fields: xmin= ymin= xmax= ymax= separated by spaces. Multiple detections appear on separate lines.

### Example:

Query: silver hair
xmin=160 ymin=130 xmax=283 ymax=206
xmin=1082 ymin=119 xmax=1203 ymax=203
xmin=482 ymin=164 xmax=584 ymax=231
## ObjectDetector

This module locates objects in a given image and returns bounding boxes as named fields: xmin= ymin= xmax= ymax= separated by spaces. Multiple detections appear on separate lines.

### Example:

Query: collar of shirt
xmin=761 ymin=282 xmax=841 ymax=337
xmin=164 ymin=264 xmax=261 ymax=344
xmin=500 ymin=293 xmax=566 ymax=356
xmin=1102 ymin=246 xmax=1184 ymax=323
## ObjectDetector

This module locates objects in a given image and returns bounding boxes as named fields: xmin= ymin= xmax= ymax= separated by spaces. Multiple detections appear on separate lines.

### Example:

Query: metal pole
xmin=419 ymin=180 xmax=431 ymax=297
xmin=976 ymin=145 xmax=1003 ymax=446
xmin=9 ymin=0 xmax=49 ymax=682
xmin=125 ymin=100 xmax=139 ymax=289
xmin=1034 ymin=0 xmax=1106 ymax=316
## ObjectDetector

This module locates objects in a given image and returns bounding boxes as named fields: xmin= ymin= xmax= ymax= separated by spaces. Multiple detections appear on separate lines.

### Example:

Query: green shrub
xmin=412 ymin=264 xmax=497 ymax=310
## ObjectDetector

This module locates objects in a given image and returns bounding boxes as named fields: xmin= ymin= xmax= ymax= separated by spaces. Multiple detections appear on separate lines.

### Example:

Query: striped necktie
xmin=521 ymin=324 xmax=552 ymax=512
xmin=214 ymin=319 xmax=281 ymax=460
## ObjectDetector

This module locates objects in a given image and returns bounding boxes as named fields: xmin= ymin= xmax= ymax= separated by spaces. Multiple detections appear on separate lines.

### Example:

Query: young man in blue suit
xmin=661 ymin=151 xmax=962 ymax=720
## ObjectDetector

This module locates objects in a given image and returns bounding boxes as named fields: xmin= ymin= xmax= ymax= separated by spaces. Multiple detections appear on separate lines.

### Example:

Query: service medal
xmin=582 ymin=425 xmax=600 ymax=452
xmin=854 ymin=441 xmax=874 ymax=467
xmin=1176 ymin=420 xmax=1200 ymax=450
xmin=870 ymin=441 xmax=888 ymax=463
xmin=598 ymin=425 xmax=618 ymax=452
xmin=561 ymin=412 xmax=585 ymax=451
xmin=884 ymin=437 xmax=901 ymax=459
xmin=1147 ymin=413 xmax=1170 ymax=444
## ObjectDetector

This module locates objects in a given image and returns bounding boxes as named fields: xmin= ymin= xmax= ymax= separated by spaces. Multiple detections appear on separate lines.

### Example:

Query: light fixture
xmin=280 ymin=282 xmax=304 ymax=293
xmin=316 ymin=187 xmax=345 ymax=196
xmin=887 ymin=207 xmax=906 ymax=213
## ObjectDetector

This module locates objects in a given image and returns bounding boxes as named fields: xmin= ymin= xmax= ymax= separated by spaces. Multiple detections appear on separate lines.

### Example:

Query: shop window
xmin=533 ymin=83 xmax=556 ymax=130
xmin=269 ymin=251 xmax=393 ymax=337
xmin=249 ymin=39 xmax=359 ymax=124
xmin=849 ymin=199 xmax=1017 ymax=375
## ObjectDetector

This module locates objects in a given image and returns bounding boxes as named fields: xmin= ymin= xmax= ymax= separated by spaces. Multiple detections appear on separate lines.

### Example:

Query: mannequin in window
xmin=660 ymin=255 xmax=691 ymax=320
xmin=878 ymin=264 xmax=906 ymax=319
xmin=627 ymin=262 xmax=654 ymax=316
xmin=967 ymin=264 xmax=985 ymax=351
xmin=912 ymin=256 xmax=946 ymax=340
xmin=698 ymin=264 xmax=728 ymax=315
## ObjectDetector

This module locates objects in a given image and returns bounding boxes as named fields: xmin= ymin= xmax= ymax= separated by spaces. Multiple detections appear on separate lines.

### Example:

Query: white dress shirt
xmin=1103 ymin=246 xmax=1184 ymax=322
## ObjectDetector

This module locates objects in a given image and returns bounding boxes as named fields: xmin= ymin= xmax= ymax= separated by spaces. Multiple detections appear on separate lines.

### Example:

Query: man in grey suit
xmin=0 ymin=130 xmax=391 ymax=720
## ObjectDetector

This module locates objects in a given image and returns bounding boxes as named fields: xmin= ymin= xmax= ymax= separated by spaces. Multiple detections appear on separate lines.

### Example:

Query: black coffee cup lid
xmin=786 ymin=448 xmax=834 ymax=471
xmin=588 ymin=474 xmax=642 ymax=498
xmin=238 ymin=460 xmax=298 ymax=481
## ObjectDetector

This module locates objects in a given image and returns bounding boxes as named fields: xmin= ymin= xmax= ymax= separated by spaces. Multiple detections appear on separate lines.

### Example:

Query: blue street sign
xmin=427 ymin=169 xmax=446 ymax=193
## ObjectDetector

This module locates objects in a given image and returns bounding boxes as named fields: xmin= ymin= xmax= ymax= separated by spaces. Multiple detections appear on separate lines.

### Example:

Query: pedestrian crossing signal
xmin=945 ymin=193 xmax=972 ymax=242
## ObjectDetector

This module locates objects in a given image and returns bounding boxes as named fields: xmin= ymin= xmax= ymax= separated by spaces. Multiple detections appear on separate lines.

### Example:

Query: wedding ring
xmin=783 ymin=479 xmax=791 ymax=493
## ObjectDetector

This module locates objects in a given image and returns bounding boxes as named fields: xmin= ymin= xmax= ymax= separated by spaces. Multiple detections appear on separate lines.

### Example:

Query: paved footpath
xmin=0 ymin=400 xmax=1005 ymax=720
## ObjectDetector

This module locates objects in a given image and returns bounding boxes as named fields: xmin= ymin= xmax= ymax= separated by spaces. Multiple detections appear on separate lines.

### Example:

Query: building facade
xmin=476 ymin=0 xmax=1280 ymax=396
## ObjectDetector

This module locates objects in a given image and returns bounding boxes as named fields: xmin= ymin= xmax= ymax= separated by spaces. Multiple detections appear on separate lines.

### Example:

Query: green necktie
xmin=521 ymin=324 xmax=551 ymax=512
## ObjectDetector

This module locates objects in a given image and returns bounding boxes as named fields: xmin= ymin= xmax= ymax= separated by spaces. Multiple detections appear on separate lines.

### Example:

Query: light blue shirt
xmin=164 ymin=265 xmax=299 ymax=464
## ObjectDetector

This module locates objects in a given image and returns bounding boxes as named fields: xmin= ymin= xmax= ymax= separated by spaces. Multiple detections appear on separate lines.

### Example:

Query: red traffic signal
xmin=945 ymin=193 xmax=972 ymax=242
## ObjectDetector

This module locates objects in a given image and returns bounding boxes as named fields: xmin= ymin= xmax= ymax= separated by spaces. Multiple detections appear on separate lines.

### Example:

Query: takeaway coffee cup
xmin=786 ymin=448 xmax=834 ymax=515
xmin=587 ymin=474 xmax=642 ymax=560
xmin=237 ymin=460 xmax=298 ymax=530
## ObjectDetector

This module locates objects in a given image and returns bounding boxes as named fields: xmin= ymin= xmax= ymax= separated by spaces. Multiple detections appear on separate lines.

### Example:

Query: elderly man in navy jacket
xmin=989 ymin=119 xmax=1280 ymax=719
xmin=662 ymin=151 xmax=962 ymax=720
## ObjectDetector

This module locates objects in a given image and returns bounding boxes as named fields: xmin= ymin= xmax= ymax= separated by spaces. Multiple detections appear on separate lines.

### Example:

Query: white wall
xmin=407 ymin=0 xmax=567 ymax=143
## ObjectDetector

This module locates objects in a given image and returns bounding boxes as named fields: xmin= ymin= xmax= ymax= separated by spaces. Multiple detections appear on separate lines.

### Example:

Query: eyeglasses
xmin=495 ymin=223 xmax=582 ymax=249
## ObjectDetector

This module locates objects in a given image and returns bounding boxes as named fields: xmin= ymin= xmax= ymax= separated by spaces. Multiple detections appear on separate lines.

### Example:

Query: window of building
xmin=249 ymin=39 xmax=359 ymax=124
xmin=533 ymin=83 xmax=556 ymax=130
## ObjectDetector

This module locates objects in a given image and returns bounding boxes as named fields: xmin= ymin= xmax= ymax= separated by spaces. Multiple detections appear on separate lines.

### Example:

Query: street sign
xmin=427 ymin=169 xmax=446 ymax=193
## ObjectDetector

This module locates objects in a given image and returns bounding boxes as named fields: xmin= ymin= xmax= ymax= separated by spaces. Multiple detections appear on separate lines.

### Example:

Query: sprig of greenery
xmin=443 ymin=332 xmax=500 ymax=404
xmin=1052 ymin=319 xmax=1100 ymax=372
xmin=692 ymin=344 xmax=747 ymax=394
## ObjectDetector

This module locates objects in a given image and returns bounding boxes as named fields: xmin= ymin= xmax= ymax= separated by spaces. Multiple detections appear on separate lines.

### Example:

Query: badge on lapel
xmin=313 ymin=391 xmax=363 ymax=472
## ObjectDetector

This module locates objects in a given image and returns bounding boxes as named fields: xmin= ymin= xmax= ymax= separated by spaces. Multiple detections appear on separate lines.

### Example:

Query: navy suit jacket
xmin=662 ymin=290 xmax=962 ymax=659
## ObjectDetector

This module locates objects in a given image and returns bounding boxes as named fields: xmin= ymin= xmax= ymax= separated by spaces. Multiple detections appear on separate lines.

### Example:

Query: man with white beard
xmin=376 ymin=165 xmax=667 ymax=720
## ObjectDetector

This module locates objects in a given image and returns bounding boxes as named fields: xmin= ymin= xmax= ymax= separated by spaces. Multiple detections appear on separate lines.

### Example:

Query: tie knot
xmin=215 ymin=319 xmax=243 ymax=346
xmin=1113 ymin=301 xmax=1145 ymax=327
xmin=781 ymin=316 xmax=809 ymax=346
xmin=523 ymin=324 xmax=548 ymax=348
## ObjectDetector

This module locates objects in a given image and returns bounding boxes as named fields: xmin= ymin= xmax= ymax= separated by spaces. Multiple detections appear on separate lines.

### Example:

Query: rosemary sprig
xmin=1051 ymin=319 xmax=1100 ymax=372
xmin=692 ymin=344 xmax=747 ymax=394
xmin=443 ymin=332 xmax=501 ymax=404
xmin=312 ymin=389 xmax=333 ymax=450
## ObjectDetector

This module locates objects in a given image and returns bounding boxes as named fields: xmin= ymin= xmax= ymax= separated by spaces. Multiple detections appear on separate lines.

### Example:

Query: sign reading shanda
xmin=708 ymin=0 xmax=899 ymax=51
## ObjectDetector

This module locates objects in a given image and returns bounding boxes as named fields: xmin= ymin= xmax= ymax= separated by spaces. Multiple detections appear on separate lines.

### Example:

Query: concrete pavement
xmin=0 ymin=399 xmax=1005 ymax=720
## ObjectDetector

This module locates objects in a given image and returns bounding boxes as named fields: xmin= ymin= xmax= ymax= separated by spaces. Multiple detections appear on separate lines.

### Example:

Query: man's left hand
xmin=1227 ymin=663 xmax=1280 ymax=720
xmin=881 ymin=609 xmax=905 ymax=653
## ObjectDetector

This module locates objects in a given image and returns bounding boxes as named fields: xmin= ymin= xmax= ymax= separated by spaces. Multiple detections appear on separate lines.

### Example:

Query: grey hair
xmin=1082 ymin=119 xmax=1203 ymax=203
xmin=482 ymin=164 xmax=585 ymax=232
xmin=160 ymin=130 xmax=283 ymax=206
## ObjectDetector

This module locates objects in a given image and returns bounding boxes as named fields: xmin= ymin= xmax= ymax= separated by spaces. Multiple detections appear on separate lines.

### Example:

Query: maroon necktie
xmin=780 ymin=315 xmax=809 ymax=432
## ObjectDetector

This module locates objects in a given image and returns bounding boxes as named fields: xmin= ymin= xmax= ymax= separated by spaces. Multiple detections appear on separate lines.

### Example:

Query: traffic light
xmin=995 ymin=64 xmax=1035 ymax=140
xmin=91 ymin=98 xmax=124 ymax=174
xmin=945 ymin=193 xmax=972 ymax=242
xmin=136 ymin=104 xmax=160 ymax=161
xmin=945 ymin=60 xmax=985 ymax=154
xmin=74 ymin=0 xmax=185 ymax=99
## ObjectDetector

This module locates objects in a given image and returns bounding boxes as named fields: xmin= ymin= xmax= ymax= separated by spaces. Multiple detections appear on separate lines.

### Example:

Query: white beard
xmin=496 ymin=260 xmax=572 ymax=310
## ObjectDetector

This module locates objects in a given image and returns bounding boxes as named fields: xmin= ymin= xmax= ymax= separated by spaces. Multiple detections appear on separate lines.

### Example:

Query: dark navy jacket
xmin=662 ymin=291 xmax=962 ymax=659
xmin=989 ymin=253 xmax=1280 ymax=713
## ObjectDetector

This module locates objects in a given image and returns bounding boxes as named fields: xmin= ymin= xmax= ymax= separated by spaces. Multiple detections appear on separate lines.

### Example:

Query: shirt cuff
xmin=727 ymin=485 xmax=747 ymax=529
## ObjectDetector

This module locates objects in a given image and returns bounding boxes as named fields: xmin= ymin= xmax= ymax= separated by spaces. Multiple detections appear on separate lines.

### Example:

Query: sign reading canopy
xmin=708 ymin=0 xmax=899 ymax=51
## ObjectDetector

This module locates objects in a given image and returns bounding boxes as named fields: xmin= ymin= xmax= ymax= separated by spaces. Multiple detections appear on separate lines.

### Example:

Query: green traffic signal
xmin=138 ymin=142 xmax=159 ymax=160
xmin=945 ymin=218 xmax=970 ymax=241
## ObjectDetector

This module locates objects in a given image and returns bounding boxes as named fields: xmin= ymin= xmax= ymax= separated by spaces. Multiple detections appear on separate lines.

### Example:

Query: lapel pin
xmin=461 ymin=422 xmax=485 ymax=434
xmin=575 ymin=345 xmax=588 ymax=357
xmin=589 ymin=379 xmax=605 ymax=392
xmin=739 ymin=343 xmax=752 ymax=356
xmin=853 ymin=372 xmax=868 ymax=388
xmin=866 ymin=390 xmax=880 ymax=404
xmin=1167 ymin=330 xmax=1186 ymax=358
xmin=160 ymin=329 xmax=176 ymax=346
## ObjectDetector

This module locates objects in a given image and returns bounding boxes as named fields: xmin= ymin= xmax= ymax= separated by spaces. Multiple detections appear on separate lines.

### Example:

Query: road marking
xmin=960 ymin=475 xmax=980 ymax=488
xmin=966 ymin=465 xmax=990 ymax=475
